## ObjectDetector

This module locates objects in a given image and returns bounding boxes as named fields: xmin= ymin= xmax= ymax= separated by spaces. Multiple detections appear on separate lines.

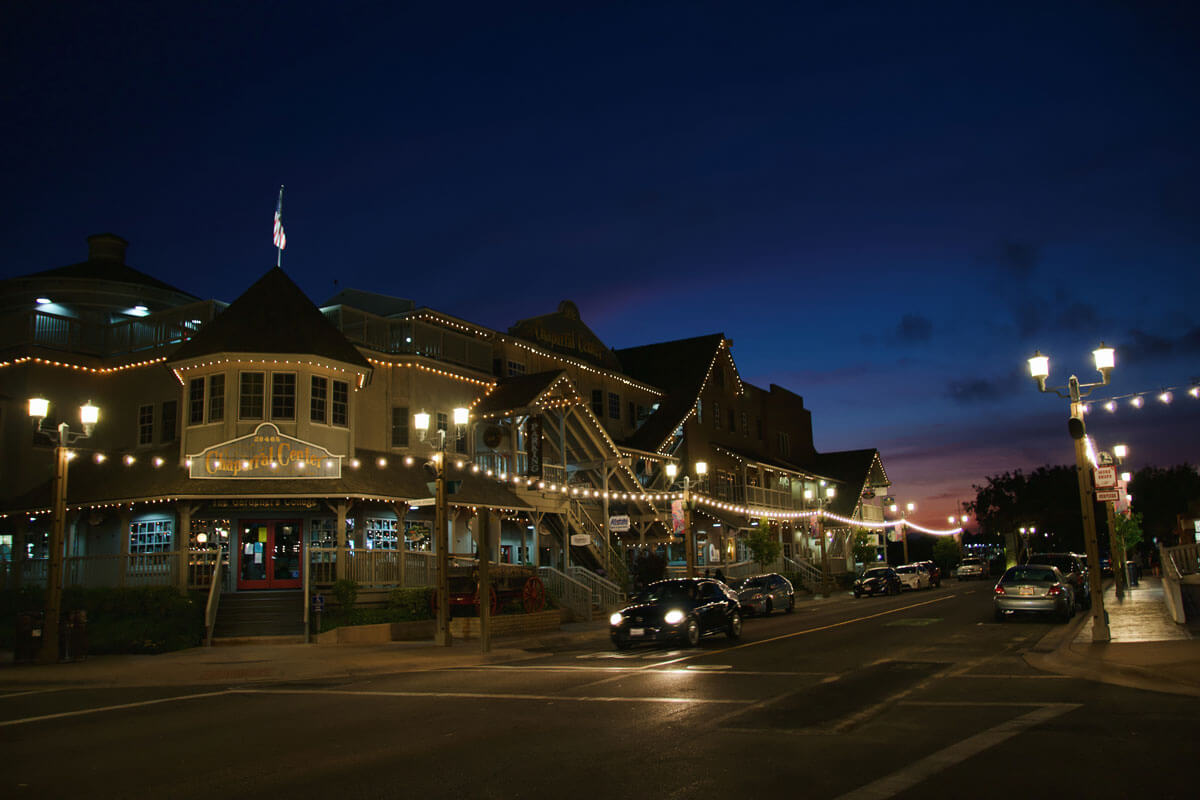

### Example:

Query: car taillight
xmin=993 ymin=585 xmax=1006 ymax=595
xmin=1047 ymin=585 xmax=1063 ymax=597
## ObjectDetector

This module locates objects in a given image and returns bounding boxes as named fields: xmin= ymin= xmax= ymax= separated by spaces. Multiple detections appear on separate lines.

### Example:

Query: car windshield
xmin=640 ymin=582 xmax=694 ymax=603
xmin=863 ymin=568 xmax=891 ymax=579
xmin=1002 ymin=567 xmax=1057 ymax=584
xmin=1030 ymin=555 xmax=1073 ymax=572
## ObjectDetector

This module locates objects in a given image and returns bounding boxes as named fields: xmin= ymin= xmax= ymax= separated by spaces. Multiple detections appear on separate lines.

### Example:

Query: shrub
xmin=386 ymin=586 xmax=434 ymax=620
xmin=331 ymin=579 xmax=359 ymax=610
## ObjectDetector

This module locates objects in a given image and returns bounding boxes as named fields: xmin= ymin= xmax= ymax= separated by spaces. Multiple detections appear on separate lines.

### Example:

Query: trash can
xmin=1126 ymin=561 xmax=1139 ymax=588
xmin=59 ymin=610 xmax=88 ymax=662
xmin=14 ymin=611 xmax=44 ymax=664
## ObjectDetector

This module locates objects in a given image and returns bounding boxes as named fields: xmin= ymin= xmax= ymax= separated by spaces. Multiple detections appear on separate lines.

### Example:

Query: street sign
xmin=1096 ymin=489 xmax=1121 ymax=502
xmin=1094 ymin=466 xmax=1117 ymax=488
xmin=608 ymin=514 xmax=630 ymax=532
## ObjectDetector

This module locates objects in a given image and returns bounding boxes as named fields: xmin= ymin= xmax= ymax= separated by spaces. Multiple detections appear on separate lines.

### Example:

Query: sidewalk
xmin=0 ymin=589 xmax=859 ymax=690
xmin=1025 ymin=575 xmax=1200 ymax=697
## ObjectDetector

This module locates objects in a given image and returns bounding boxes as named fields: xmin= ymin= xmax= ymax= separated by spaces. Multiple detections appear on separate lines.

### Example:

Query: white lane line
xmin=232 ymin=687 xmax=751 ymax=706
xmin=832 ymin=703 xmax=1081 ymax=800
xmin=948 ymin=674 xmax=1069 ymax=680
xmin=0 ymin=690 xmax=233 ymax=728
xmin=0 ymin=688 xmax=67 ymax=699
xmin=461 ymin=664 xmax=832 ymax=678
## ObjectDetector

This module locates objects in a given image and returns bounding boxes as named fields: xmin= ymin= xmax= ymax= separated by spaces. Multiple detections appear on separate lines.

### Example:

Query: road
xmin=3 ymin=582 xmax=1197 ymax=799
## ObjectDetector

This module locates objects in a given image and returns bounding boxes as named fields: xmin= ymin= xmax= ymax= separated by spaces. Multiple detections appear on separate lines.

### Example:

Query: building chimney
xmin=87 ymin=233 xmax=128 ymax=263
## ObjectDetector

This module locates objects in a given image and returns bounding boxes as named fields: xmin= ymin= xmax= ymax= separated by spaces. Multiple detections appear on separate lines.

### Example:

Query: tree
xmin=968 ymin=465 xmax=1084 ymax=552
xmin=745 ymin=524 xmax=781 ymax=570
xmin=1115 ymin=512 xmax=1144 ymax=561
xmin=851 ymin=528 xmax=875 ymax=564
xmin=932 ymin=536 xmax=960 ymax=575
xmin=1130 ymin=465 xmax=1200 ymax=549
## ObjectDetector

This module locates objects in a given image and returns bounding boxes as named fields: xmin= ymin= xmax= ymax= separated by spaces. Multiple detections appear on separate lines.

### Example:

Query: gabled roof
xmin=615 ymin=333 xmax=726 ymax=452
xmin=508 ymin=300 xmax=623 ymax=371
xmin=805 ymin=448 xmax=890 ymax=518
xmin=169 ymin=267 xmax=371 ymax=370
xmin=473 ymin=371 xmax=573 ymax=419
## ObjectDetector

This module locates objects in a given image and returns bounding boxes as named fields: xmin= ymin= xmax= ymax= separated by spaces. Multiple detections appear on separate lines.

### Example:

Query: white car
xmin=956 ymin=557 xmax=989 ymax=581
xmin=894 ymin=564 xmax=930 ymax=591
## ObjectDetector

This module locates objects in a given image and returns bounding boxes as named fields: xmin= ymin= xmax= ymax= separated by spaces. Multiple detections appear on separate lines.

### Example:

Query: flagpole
xmin=276 ymin=185 xmax=285 ymax=268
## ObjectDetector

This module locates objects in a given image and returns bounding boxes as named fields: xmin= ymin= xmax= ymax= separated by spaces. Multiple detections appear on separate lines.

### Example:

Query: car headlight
xmin=664 ymin=609 xmax=685 ymax=625
xmin=609 ymin=612 xmax=623 ymax=626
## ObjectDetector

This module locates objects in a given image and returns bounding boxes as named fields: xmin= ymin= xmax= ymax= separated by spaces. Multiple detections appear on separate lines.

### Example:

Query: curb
xmin=1024 ymin=610 xmax=1200 ymax=698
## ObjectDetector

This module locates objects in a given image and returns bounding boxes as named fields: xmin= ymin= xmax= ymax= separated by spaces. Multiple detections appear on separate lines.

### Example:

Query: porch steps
xmin=212 ymin=590 xmax=305 ymax=641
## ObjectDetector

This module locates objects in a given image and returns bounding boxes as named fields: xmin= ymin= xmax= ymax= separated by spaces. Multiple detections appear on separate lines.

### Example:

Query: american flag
xmin=273 ymin=187 xmax=286 ymax=250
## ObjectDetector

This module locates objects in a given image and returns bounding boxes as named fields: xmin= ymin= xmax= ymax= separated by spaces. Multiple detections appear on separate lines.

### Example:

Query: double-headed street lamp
xmin=1028 ymin=343 xmax=1114 ymax=642
xmin=28 ymin=397 xmax=100 ymax=664
xmin=805 ymin=484 xmax=836 ymax=596
xmin=415 ymin=407 xmax=469 ymax=648
xmin=665 ymin=460 xmax=707 ymax=577
xmin=1018 ymin=526 xmax=1037 ymax=564
xmin=888 ymin=501 xmax=916 ymax=564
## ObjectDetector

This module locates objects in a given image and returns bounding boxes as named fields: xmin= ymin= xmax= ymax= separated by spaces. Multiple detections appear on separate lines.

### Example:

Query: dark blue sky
xmin=5 ymin=1 xmax=1199 ymax=525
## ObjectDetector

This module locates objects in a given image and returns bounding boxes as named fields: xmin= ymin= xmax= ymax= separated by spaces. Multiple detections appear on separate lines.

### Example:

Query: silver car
xmin=734 ymin=573 xmax=795 ymax=616
xmin=993 ymin=565 xmax=1075 ymax=623
xmin=956 ymin=557 xmax=989 ymax=581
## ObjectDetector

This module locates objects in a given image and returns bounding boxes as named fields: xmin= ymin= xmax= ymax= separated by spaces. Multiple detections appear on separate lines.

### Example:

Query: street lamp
xmin=28 ymin=397 xmax=100 ymax=664
xmin=666 ymin=460 xmax=707 ymax=577
xmin=1104 ymin=442 xmax=1131 ymax=598
xmin=1018 ymin=526 xmax=1037 ymax=564
xmin=415 ymin=407 xmax=469 ymax=648
xmin=806 ymin=484 xmax=836 ymax=596
xmin=1027 ymin=343 xmax=1114 ymax=642
xmin=890 ymin=502 xmax=916 ymax=564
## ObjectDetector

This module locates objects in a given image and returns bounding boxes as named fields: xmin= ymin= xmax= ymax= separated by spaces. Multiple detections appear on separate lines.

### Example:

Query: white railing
xmin=1165 ymin=542 xmax=1200 ymax=576
xmin=1160 ymin=543 xmax=1188 ymax=624
xmin=538 ymin=566 xmax=592 ymax=621
xmin=784 ymin=555 xmax=823 ymax=592
xmin=308 ymin=547 xmax=437 ymax=588
xmin=63 ymin=552 xmax=177 ymax=588
xmin=205 ymin=553 xmax=224 ymax=646
xmin=567 ymin=566 xmax=623 ymax=612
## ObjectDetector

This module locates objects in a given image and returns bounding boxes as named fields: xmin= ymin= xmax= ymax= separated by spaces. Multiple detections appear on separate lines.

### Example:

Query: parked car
xmin=993 ymin=564 xmax=1075 ymax=622
xmin=733 ymin=573 xmax=795 ymax=616
xmin=1028 ymin=552 xmax=1091 ymax=610
xmin=915 ymin=560 xmax=941 ymax=588
xmin=956 ymin=557 xmax=989 ymax=580
xmin=894 ymin=563 xmax=931 ymax=591
xmin=610 ymin=578 xmax=742 ymax=649
xmin=854 ymin=566 xmax=902 ymax=597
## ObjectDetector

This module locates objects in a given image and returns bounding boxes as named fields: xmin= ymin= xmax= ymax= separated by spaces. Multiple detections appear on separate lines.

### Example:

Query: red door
xmin=237 ymin=520 xmax=303 ymax=590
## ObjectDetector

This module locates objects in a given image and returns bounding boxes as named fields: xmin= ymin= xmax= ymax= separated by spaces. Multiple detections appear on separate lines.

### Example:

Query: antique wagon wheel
xmin=473 ymin=585 xmax=498 ymax=615
xmin=522 ymin=576 xmax=546 ymax=613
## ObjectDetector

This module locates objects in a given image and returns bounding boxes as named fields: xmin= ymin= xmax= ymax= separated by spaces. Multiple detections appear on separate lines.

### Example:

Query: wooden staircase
xmin=211 ymin=590 xmax=305 ymax=642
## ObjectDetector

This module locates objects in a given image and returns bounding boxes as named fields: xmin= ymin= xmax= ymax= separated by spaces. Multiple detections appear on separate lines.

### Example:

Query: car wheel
xmin=726 ymin=611 xmax=742 ymax=640
xmin=994 ymin=609 xmax=1005 ymax=623
xmin=889 ymin=583 xmax=901 ymax=596
xmin=684 ymin=617 xmax=701 ymax=647
xmin=1057 ymin=605 xmax=1072 ymax=624
xmin=785 ymin=596 xmax=795 ymax=613
xmin=613 ymin=635 xmax=632 ymax=651
xmin=854 ymin=590 xmax=862 ymax=598
xmin=763 ymin=599 xmax=773 ymax=617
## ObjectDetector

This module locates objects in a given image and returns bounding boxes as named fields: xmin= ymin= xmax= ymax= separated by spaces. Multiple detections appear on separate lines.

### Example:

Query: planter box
xmin=449 ymin=610 xmax=560 ymax=640
xmin=316 ymin=619 xmax=435 ymax=645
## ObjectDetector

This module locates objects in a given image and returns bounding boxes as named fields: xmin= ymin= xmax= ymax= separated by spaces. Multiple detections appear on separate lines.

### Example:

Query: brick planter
xmin=449 ymin=610 xmax=560 ymax=640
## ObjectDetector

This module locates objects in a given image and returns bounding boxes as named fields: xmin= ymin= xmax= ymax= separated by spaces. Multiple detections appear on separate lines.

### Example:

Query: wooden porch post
xmin=12 ymin=515 xmax=27 ymax=590
xmin=117 ymin=505 xmax=131 ymax=588
xmin=176 ymin=502 xmax=197 ymax=594
xmin=392 ymin=502 xmax=409 ymax=586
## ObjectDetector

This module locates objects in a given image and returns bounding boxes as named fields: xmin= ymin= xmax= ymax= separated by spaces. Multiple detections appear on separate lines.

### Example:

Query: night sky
xmin=5 ymin=2 xmax=1199 ymax=527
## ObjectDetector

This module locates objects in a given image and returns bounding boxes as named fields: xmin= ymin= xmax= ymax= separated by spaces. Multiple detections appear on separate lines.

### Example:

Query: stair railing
xmin=537 ymin=566 xmax=593 ymax=622
xmin=567 ymin=566 xmax=623 ymax=612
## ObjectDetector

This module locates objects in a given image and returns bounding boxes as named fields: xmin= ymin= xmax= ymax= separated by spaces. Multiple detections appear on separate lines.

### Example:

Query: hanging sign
xmin=609 ymin=515 xmax=631 ymax=532
xmin=1093 ymin=466 xmax=1117 ymax=488
xmin=525 ymin=415 xmax=543 ymax=479
xmin=187 ymin=422 xmax=343 ymax=479
xmin=1096 ymin=489 xmax=1121 ymax=502
xmin=570 ymin=533 xmax=591 ymax=546
xmin=671 ymin=500 xmax=685 ymax=534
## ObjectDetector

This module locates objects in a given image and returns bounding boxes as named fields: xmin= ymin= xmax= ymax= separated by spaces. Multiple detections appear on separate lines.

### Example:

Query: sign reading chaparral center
xmin=188 ymin=423 xmax=343 ymax=479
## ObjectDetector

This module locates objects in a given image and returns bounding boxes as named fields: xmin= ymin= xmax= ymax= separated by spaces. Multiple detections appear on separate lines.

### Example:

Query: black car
xmin=1028 ymin=552 xmax=1091 ymax=610
xmin=610 ymin=578 xmax=742 ymax=649
xmin=854 ymin=566 xmax=902 ymax=597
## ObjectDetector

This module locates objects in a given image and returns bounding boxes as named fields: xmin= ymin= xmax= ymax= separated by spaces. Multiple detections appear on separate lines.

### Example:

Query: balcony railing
xmin=3 ymin=301 xmax=223 ymax=359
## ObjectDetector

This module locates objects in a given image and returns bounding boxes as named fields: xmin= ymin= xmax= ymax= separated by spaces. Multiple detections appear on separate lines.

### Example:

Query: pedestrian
xmin=714 ymin=568 xmax=726 ymax=584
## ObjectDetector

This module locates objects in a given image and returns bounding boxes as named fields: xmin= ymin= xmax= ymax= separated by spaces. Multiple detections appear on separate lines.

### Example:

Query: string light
xmin=1 ymin=355 xmax=167 ymax=374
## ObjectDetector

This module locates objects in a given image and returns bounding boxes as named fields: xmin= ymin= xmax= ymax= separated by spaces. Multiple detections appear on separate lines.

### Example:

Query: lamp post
xmin=28 ymin=397 xmax=99 ymax=664
xmin=1018 ymin=526 xmax=1036 ymax=564
xmin=890 ymin=502 xmax=916 ymax=564
xmin=666 ymin=460 xmax=706 ymax=577
xmin=807 ymin=484 xmax=836 ymax=596
xmin=1027 ymin=343 xmax=1114 ymax=642
xmin=415 ymin=407 xmax=469 ymax=648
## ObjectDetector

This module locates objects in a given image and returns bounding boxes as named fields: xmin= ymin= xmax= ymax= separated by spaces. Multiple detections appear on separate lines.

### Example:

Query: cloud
xmin=896 ymin=313 xmax=933 ymax=343
xmin=1120 ymin=325 xmax=1200 ymax=364
xmin=944 ymin=368 xmax=1025 ymax=405
xmin=998 ymin=241 xmax=1038 ymax=281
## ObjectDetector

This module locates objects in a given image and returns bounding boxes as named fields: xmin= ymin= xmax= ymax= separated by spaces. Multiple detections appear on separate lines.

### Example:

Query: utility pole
xmin=1070 ymin=385 xmax=1110 ymax=641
